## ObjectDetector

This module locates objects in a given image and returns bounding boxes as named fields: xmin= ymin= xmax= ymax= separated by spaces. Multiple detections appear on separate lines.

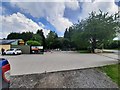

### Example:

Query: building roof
xmin=0 ymin=39 xmax=19 ymax=45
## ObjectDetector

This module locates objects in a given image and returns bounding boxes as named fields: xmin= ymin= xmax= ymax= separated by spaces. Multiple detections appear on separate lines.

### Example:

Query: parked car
xmin=0 ymin=58 xmax=10 ymax=89
xmin=4 ymin=48 xmax=22 ymax=55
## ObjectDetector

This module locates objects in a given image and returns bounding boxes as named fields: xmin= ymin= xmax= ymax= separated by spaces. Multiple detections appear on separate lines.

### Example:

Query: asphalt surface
xmin=10 ymin=68 xmax=119 ymax=88
xmin=1 ymin=51 xmax=118 ymax=76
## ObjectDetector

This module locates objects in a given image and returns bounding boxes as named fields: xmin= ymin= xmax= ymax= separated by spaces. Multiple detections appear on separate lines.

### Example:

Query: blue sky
xmin=2 ymin=2 xmax=60 ymax=34
xmin=0 ymin=0 xmax=119 ymax=38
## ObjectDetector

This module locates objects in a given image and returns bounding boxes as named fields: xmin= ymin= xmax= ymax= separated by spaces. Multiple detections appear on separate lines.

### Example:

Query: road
xmin=0 ymin=51 xmax=118 ymax=76
xmin=103 ymin=49 xmax=120 ymax=54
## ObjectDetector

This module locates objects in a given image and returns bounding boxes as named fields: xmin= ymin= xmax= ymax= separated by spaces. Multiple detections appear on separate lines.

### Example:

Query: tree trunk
xmin=91 ymin=38 xmax=96 ymax=53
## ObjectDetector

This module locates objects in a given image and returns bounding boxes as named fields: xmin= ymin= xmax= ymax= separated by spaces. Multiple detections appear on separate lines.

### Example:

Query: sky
xmin=0 ymin=0 xmax=119 ymax=39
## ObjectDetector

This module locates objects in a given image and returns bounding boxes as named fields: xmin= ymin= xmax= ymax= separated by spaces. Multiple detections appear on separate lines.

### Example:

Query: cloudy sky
xmin=0 ymin=0 xmax=119 ymax=39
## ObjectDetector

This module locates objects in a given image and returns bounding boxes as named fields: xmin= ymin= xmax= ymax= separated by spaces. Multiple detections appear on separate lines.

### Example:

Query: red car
xmin=0 ymin=58 xmax=10 ymax=89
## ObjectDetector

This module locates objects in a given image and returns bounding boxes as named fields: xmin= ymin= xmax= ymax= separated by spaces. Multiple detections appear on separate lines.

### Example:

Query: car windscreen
xmin=16 ymin=49 xmax=21 ymax=50
xmin=7 ymin=49 xmax=14 ymax=51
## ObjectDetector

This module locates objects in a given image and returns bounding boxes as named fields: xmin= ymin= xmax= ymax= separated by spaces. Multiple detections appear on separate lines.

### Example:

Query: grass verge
xmin=98 ymin=64 xmax=120 ymax=87
xmin=78 ymin=50 xmax=90 ymax=53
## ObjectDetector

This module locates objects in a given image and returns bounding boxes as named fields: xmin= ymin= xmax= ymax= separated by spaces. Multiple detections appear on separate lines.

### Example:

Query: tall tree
xmin=46 ymin=31 xmax=58 ymax=49
xmin=7 ymin=32 xmax=21 ymax=39
xmin=32 ymin=34 xmax=42 ymax=44
xmin=64 ymin=28 xmax=69 ymax=39
xmin=82 ymin=11 xmax=119 ymax=52
xmin=21 ymin=32 xmax=33 ymax=41
xmin=7 ymin=32 xmax=33 ymax=42
xmin=64 ymin=10 xmax=119 ymax=52
xmin=36 ymin=29 xmax=46 ymax=49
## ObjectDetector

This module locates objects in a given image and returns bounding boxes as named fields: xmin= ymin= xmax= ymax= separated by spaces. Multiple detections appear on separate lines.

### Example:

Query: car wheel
xmin=13 ymin=53 xmax=15 ymax=55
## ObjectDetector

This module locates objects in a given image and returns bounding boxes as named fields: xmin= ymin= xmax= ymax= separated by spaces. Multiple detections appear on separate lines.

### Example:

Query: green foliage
xmin=26 ymin=40 xmax=41 ymax=46
xmin=32 ymin=34 xmax=42 ymax=44
xmin=21 ymin=32 xmax=33 ymax=41
xmin=71 ymin=31 xmax=89 ymax=50
xmin=104 ymin=40 xmax=120 ymax=49
xmin=7 ymin=32 xmax=21 ymax=39
xmin=36 ymin=29 xmax=46 ymax=48
xmin=7 ymin=30 xmax=46 ymax=48
xmin=7 ymin=10 xmax=120 ymax=51
xmin=82 ymin=11 xmax=119 ymax=52
xmin=64 ymin=28 xmax=69 ymax=39
xmin=7 ymin=32 xmax=34 ymax=42
xmin=46 ymin=31 xmax=58 ymax=49
xmin=64 ymin=10 xmax=119 ymax=52
xmin=78 ymin=50 xmax=90 ymax=53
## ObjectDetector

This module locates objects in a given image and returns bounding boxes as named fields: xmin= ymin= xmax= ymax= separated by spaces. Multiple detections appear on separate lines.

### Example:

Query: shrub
xmin=26 ymin=40 xmax=41 ymax=46
xmin=105 ymin=40 xmax=120 ymax=49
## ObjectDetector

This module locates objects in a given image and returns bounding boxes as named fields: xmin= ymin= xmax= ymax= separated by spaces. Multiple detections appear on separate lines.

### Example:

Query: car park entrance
xmin=1 ymin=51 xmax=118 ymax=76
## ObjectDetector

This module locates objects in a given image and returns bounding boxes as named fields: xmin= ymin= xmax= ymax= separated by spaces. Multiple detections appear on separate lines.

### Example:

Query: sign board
xmin=31 ymin=46 xmax=43 ymax=50
xmin=31 ymin=46 xmax=44 ymax=54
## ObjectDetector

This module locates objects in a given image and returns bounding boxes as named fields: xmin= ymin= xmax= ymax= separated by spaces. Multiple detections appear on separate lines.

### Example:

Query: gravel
xmin=10 ymin=68 xmax=119 ymax=88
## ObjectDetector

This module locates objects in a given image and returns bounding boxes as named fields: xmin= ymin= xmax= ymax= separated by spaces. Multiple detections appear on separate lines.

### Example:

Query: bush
xmin=26 ymin=40 xmax=41 ymax=46
xmin=105 ymin=40 xmax=120 ymax=49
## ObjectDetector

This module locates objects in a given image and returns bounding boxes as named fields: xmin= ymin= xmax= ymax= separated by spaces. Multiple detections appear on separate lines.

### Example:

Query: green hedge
xmin=105 ymin=40 xmax=120 ymax=49
xmin=26 ymin=40 xmax=41 ymax=46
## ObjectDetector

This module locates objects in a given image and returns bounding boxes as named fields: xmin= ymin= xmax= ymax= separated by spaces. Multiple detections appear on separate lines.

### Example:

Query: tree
xmin=7 ymin=32 xmax=21 ymax=39
xmin=63 ymin=10 xmax=119 ymax=52
xmin=64 ymin=28 xmax=69 ymax=39
xmin=26 ymin=40 xmax=41 ymax=46
xmin=104 ymin=40 xmax=120 ymax=49
xmin=69 ymin=20 xmax=89 ymax=50
xmin=71 ymin=32 xmax=89 ymax=50
xmin=36 ymin=29 xmax=46 ymax=49
xmin=83 ymin=11 xmax=119 ymax=53
xmin=32 ymin=34 xmax=42 ymax=44
xmin=62 ymin=38 xmax=71 ymax=50
xmin=64 ymin=27 xmax=77 ymax=50
xmin=67 ymin=11 xmax=119 ymax=52
xmin=21 ymin=32 xmax=33 ymax=42
xmin=64 ymin=27 xmax=75 ymax=40
xmin=7 ymin=32 xmax=34 ymax=42
xmin=46 ymin=31 xmax=58 ymax=49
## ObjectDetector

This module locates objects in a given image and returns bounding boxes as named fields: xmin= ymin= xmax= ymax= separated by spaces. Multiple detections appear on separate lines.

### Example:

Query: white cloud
xmin=47 ymin=16 xmax=73 ymax=33
xmin=10 ymin=0 xmax=119 ymax=35
xmin=2 ymin=0 xmax=119 ymax=3
xmin=65 ymin=0 xmax=80 ymax=10
xmin=10 ymin=1 xmax=80 ymax=34
xmin=5 ymin=0 xmax=90 ymax=2
xmin=0 ymin=7 xmax=2 ymax=15
xmin=0 ymin=6 xmax=6 ymax=15
xmin=38 ymin=22 xmax=45 ymax=28
xmin=79 ymin=0 xmax=118 ymax=20
xmin=3 ymin=0 xmax=118 ymax=37
xmin=0 ymin=12 xmax=50 ymax=38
